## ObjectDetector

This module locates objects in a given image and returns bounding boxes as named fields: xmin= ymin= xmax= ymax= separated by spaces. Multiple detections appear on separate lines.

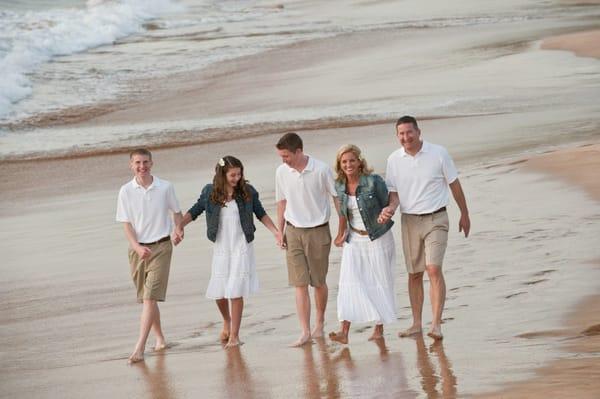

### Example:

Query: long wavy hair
xmin=210 ymin=155 xmax=250 ymax=205
xmin=334 ymin=144 xmax=373 ymax=183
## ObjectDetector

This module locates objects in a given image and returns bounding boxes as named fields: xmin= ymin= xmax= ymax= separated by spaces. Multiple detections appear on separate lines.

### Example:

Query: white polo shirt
xmin=275 ymin=155 xmax=337 ymax=228
xmin=116 ymin=176 xmax=181 ymax=243
xmin=385 ymin=141 xmax=458 ymax=214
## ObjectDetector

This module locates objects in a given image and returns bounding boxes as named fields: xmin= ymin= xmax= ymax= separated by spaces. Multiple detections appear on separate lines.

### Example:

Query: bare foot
xmin=225 ymin=337 xmax=244 ymax=349
xmin=153 ymin=342 xmax=171 ymax=351
xmin=329 ymin=331 xmax=348 ymax=344
xmin=127 ymin=351 xmax=144 ymax=364
xmin=398 ymin=325 xmax=422 ymax=338
xmin=220 ymin=329 xmax=230 ymax=343
xmin=369 ymin=325 xmax=384 ymax=341
xmin=311 ymin=325 xmax=324 ymax=338
xmin=289 ymin=333 xmax=312 ymax=347
xmin=427 ymin=325 xmax=443 ymax=340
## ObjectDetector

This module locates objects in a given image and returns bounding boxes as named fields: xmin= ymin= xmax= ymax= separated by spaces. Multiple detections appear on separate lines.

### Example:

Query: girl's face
xmin=225 ymin=167 xmax=242 ymax=188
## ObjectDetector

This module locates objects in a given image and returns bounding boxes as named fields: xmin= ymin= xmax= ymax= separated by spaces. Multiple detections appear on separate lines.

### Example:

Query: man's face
xmin=277 ymin=148 xmax=302 ymax=166
xmin=396 ymin=123 xmax=421 ymax=152
xmin=129 ymin=154 xmax=153 ymax=179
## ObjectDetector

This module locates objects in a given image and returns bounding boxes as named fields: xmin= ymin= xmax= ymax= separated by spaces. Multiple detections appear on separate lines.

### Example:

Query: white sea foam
xmin=0 ymin=0 xmax=184 ymax=118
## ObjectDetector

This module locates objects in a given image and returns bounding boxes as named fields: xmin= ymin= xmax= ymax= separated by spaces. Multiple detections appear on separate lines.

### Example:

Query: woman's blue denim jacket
xmin=335 ymin=174 xmax=393 ymax=242
xmin=187 ymin=184 xmax=267 ymax=243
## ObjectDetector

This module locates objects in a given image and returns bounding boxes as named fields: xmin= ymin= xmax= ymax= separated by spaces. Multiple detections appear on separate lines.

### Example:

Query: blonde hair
xmin=334 ymin=144 xmax=373 ymax=183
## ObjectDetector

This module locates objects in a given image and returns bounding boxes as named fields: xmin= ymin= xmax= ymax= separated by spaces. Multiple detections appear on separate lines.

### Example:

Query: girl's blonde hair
xmin=334 ymin=144 xmax=373 ymax=183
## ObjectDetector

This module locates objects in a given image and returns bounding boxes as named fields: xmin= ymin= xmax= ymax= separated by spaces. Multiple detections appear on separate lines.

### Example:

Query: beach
xmin=2 ymin=0 xmax=600 ymax=398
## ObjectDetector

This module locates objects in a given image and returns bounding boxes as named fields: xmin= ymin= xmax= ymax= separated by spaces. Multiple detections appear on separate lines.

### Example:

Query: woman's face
xmin=226 ymin=167 xmax=242 ymax=188
xmin=340 ymin=151 xmax=360 ymax=178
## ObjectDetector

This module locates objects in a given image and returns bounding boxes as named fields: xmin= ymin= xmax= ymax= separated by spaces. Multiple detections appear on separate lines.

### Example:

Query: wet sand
xmin=3 ymin=2 xmax=600 ymax=398
xmin=2 ymin=118 xmax=600 ymax=398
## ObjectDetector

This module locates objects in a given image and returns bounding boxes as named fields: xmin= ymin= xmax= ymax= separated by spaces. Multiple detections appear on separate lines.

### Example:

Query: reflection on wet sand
xmin=222 ymin=346 xmax=262 ymax=399
xmin=133 ymin=353 xmax=177 ymax=399
xmin=300 ymin=337 xmax=413 ymax=398
xmin=414 ymin=336 xmax=458 ymax=398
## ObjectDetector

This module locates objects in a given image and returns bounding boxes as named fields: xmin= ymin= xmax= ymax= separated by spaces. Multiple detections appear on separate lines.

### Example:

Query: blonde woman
xmin=329 ymin=145 xmax=397 ymax=344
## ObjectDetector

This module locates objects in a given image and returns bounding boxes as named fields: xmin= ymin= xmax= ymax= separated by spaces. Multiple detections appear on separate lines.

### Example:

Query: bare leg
xmin=151 ymin=303 xmax=168 ymax=350
xmin=399 ymin=272 xmax=424 ymax=338
xmin=369 ymin=324 xmax=384 ymax=341
xmin=129 ymin=299 xmax=158 ymax=363
xmin=312 ymin=284 xmax=328 ymax=338
xmin=426 ymin=265 xmax=445 ymax=340
xmin=226 ymin=297 xmax=244 ymax=348
xmin=216 ymin=298 xmax=231 ymax=342
xmin=329 ymin=320 xmax=350 ymax=344
xmin=291 ymin=286 xmax=312 ymax=347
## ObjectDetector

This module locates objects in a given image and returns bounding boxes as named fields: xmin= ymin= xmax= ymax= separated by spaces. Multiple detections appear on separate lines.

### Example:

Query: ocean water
xmin=0 ymin=0 xmax=599 ymax=160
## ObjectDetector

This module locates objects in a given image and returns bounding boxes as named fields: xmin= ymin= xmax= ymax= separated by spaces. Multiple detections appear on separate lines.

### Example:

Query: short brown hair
xmin=276 ymin=132 xmax=303 ymax=152
xmin=130 ymin=148 xmax=152 ymax=160
xmin=395 ymin=115 xmax=418 ymax=129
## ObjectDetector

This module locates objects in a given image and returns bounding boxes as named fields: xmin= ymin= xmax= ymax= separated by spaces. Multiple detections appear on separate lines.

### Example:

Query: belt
xmin=407 ymin=206 xmax=447 ymax=217
xmin=139 ymin=236 xmax=170 ymax=246
xmin=349 ymin=225 xmax=369 ymax=236
xmin=286 ymin=221 xmax=329 ymax=229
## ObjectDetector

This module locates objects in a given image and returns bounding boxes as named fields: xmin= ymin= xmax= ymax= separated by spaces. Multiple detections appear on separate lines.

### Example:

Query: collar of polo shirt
xmin=400 ymin=140 xmax=429 ymax=157
xmin=131 ymin=176 xmax=160 ymax=189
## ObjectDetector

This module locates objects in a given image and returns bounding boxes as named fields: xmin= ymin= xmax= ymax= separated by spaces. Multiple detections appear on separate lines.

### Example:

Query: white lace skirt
xmin=337 ymin=228 xmax=396 ymax=324
xmin=206 ymin=201 xmax=259 ymax=299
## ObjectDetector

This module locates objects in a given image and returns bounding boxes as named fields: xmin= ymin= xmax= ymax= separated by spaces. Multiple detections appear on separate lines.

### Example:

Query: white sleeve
xmin=275 ymin=167 xmax=286 ymax=202
xmin=324 ymin=166 xmax=337 ymax=197
xmin=166 ymin=183 xmax=181 ymax=213
xmin=441 ymin=148 xmax=458 ymax=184
xmin=116 ymin=187 xmax=130 ymax=222
xmin=385 ymin=157 xmax=398 ymax=192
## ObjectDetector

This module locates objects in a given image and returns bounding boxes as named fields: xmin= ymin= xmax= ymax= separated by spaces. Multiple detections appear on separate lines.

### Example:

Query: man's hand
xmin=459 ymin=213 xmax=470 ymax=238
xmin=135 ymin=244 xmax=152 ymax=260
xmin=276 ymin=231 xmax=287 ymax=249
xmin=334 ymin=234 xmax=345 ymax=248
xmin=171 ymin=226 xmax=184 ymax=246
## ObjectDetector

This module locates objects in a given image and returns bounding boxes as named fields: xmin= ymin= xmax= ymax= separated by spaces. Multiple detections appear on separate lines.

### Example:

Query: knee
xmin=426 ymin=266 xmax=443 ymax=281
xmin=409 ymin=272 xmax=424 ymax=282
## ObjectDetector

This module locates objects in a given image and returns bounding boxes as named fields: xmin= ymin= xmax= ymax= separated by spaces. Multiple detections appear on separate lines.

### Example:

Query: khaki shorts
xmin=401 ymin=210 xmax=449 ymax=274
xmin=285 ymin=223 xmax=331 ymax=287
xmin=128 ymin=239 xmax=173 ymax=303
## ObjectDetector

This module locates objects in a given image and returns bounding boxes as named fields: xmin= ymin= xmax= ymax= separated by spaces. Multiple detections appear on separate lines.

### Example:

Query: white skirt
xmin=337 ymin=228 xmax=396 ymax=324
xmin=206 ymin=201 xmax=259 ymax=299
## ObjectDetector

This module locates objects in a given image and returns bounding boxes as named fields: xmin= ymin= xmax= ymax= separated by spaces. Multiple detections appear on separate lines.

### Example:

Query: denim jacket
xmin=187 ymin=184 xmax=267 ymax=243
xmin=335 ymin=174 xmax=393 ymax=242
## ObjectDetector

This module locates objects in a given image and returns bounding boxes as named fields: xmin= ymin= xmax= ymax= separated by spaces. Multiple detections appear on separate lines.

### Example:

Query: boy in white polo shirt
xmin=379 ymin=116 xmax=470 ymax=341
xmin=116 ymin=148 xmax=183 ymax=363
xmin=275 ymin=132 xmax=339 ymax=347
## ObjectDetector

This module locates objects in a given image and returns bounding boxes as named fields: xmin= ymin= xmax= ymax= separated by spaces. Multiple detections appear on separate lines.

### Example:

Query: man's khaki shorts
xmin=128 ymin=239 xmax=173 ymax=303
xmin=401 ymin=210 xmax=449 ymax=274
xmin=285 ymin=223 xmax=331 ymax=287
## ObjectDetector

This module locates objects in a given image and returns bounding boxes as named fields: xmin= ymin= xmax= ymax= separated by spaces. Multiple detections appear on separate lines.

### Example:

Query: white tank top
xmin=348 ymin=195 xmax=366 ymax=231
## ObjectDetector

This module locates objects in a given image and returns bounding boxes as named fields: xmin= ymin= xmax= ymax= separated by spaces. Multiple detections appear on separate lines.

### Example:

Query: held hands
xmin=171 ymin=226 xmax=184 ymax=246
xmin=275 ymin=230 xmax=287 ymax=249
xmin=459 ymin=213 xmax=471 ymax=238
xmin=334 ymin=233 xmax=345 ymax=248
xmin=377 ymin=206 xmax=396 ymax=224
xmin=135 ymin=244 xmax=152 ymax=260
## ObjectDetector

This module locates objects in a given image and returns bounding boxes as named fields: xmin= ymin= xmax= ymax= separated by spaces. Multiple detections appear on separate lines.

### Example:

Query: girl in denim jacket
xmin=177 ymin=156 xmax=279 ymax=348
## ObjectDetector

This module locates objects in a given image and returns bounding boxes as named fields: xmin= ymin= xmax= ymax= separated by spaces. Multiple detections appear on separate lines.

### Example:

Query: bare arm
xmin=449 ymin=179 xmax=470 ymax=237
xmin=378 ymin=192 xmax=399 ymax=224
xmin=123 ymin=223 xmax=152 ymax=259
xmin=334 ymin=197 xmax=347 ymax=247
xmin=276 ymin=200 xmax=287 ymax=248
xmin=260 ymin=214 xmax=279 ymax=236
xmin=171 ymin=211 xmax=184 ymax=245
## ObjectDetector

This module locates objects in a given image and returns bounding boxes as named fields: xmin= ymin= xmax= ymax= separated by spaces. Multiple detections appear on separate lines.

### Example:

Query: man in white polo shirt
xmin=116 ymin=148 xmax=183 ymax=363
xmin=379 ymin=116 xmax=470 ymax=340
xmin=275 ymin=132 xmax=339 ymax=347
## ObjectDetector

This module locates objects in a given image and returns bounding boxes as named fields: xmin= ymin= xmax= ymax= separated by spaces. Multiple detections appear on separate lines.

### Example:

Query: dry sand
xmin=542 ymin=30 xmax=600 ymax=59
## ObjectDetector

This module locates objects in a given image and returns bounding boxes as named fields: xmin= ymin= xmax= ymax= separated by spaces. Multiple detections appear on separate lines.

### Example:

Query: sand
xmin=542 ymin=30 xmax=600 ymax=59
